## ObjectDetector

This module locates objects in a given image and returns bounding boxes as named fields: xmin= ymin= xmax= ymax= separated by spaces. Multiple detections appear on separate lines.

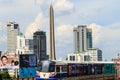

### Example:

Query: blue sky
xmin=0 ymin=0 xmax=120 ymax=60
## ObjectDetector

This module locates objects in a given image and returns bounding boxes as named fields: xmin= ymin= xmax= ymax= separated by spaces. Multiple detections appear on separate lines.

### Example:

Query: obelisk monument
xmin=49 ymin=4 xmax=56 ymax=60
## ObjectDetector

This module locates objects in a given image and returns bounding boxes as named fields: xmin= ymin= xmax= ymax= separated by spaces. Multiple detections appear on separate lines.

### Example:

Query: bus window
xmin=61 ymin=66 xmax=67 ymax=72
xmin=49 ymin=64 xmax=55 ymax=72
xmin=56 ymin=66 xmax=60 ymax=72
xmin=42 ymin=61 xmax=49 ymax=72
xmin=39 ymin=60 xmax=55 ymax=72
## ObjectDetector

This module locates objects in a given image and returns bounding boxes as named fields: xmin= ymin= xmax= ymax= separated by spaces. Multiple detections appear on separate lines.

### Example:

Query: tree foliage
xmin=0 ymin=71 xmax=11 ymax=79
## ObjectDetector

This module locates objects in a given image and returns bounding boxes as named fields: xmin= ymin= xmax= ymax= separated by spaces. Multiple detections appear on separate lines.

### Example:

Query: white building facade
xmin=67 ymin=48 xmax=102 ymax=62
xmin=16 ymin=33 xmax=33 ymax=54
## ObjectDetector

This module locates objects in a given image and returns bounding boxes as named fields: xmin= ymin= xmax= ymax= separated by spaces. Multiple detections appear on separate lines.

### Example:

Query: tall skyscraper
xmin=73 ymin=25 xmax=92 ymax=53
xmin=7 ymin=22 xmax=20 ymax=53
xmin=49 ymin=4 xmax=56 ymax=60
xmin=33 ymin=30 xmax=47 ymax=62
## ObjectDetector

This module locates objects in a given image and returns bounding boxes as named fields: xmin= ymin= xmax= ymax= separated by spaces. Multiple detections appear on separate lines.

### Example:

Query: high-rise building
xmin=73 ymin=25 xmax=92 ymax=53
xmin=7 ymin=22 xmax=20 ymax=53
xmin=33 ymin=30 xmax=47 ymax=63
xmin=16 ymin=33 xmax=33 ymax=54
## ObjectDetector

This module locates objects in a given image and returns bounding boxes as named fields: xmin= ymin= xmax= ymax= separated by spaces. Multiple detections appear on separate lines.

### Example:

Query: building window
xmin=70 ymin=56 xmax=75 ymax=61
xmin=84 ymin=55 xmax=90 ymax=61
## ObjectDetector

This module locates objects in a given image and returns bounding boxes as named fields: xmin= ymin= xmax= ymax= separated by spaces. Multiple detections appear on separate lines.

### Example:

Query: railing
xmin=62 ymin=74 xmax=116 ymax=80
xmin=2 ymin=74 xmax=115 ymax=80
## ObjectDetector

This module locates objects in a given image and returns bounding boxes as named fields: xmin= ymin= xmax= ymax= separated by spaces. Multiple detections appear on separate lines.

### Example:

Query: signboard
xmin=0 ymin=54 xmax=19 ymax=77
xmin=19 ymin=54 xmax=37 ymax=67
xmin=0 ymin=55 xmax=19 ymax=68
xmin=19 ymin=54 xmax=37 ymax=78
xmin=20 ymin=67 xmax=36 ymax=78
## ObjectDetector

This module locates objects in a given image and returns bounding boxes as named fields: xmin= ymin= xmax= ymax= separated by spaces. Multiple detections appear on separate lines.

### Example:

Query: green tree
xmin=0 ymin=71 xmax=11 ymax=79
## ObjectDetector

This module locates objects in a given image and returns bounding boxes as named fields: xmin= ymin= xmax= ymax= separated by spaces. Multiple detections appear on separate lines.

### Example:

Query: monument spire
xmin=49 ymin=4 xmax=56 ymax=60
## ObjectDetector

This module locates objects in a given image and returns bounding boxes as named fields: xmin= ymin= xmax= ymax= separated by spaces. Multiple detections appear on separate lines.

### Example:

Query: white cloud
xmin=88 ymin=23 xmax=102 ymax=46
xmin=0 ymin=35 xmax=7 ymax=44
xmin=56 ymin=25 xmax=72 ymax=37
xmin=54 ymin=0 xmax=74 ymax=12
xmin=0 ymin=23 xmax=7 ymax=44
xmin=87 ymin=22 xmax=120 ymax=60
xmin=55 ymin=24 xmax=73 ymax=59
xmin=0 ymin=22 xmax=3 ymax=30
xmin=101 ymin=22 xmax=120 ymax=39
xmin=56 ymin=24 xmax=73 ymax=42
xmin=35 ymin=0 xmax=43 ymax=4
xmin=25 ymin=12 xmax=47 ymax=38
xmin=88 ymin=22 xmax=120 ymax=46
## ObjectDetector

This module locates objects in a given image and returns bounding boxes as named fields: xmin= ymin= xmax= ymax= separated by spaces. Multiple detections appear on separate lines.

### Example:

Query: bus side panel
xmin=87 ymin=64 xmax=92 ymax=75
xmin=67 ymin=64 xmax=77 ymax=77
xmin=94 ymin=64 xmax=103 ymax=74
xmin=77 ymin=64 xmax=84 ymax=76
xmin=111 ymin=63 xmax=116 ymax=74
xmin=55 ymin=65 xmax=67 ymax=79
xmin=84 ymin=64 xmax=88 ymax=75
xmin=80 ymin=64 xmax=85 ymax=76
xmin=103 ymin=63 xmax=113 ymax=74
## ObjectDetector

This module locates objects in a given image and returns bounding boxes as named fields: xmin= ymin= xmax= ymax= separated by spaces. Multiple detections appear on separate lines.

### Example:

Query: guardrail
xmin=2 ymin=74 xmax=115 ymax=80
xmin=62 ymin=74 xmax=116 ymax=80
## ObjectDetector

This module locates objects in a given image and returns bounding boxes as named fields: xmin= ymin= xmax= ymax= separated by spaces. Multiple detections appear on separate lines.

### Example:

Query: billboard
xmin=0 ymin=54 xmax=19 ymax=69
xmin=19 ymin=54 xmax=37 ymax=67
xmin=0 ymin=54 xmax=19 ymax=77
xmin=20 ymin=67 xmax=36 ymax=78
xmin=19 ymin=54 xmax=37 ymax=78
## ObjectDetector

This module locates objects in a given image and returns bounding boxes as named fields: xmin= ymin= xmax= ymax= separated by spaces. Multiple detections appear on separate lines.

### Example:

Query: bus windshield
xmin=38 ymin=60 xmax=55 ymax=72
